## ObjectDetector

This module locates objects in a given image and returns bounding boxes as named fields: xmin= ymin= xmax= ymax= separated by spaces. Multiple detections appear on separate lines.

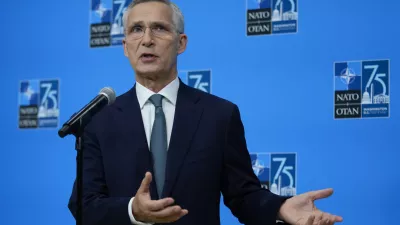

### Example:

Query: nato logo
xmin=90 ymin=0 xmax=131 ymax=48
xmin=111 ymin=0 xmax=131 ymax=46
xmin=246 ymin=0 xmax=298 ymax=36
xmin=250 ymin=152 xmax=297 ymax=197
xmin=270 ymin=153 xmax=296 ymax=196
xmin=250 ymin=153 xmax=270 ymax=190
xmin=180 ymin=70 xmax=211 ymax=93
xmin=19 ymin=79 xmax=60 ymax=129
xmin=334 ymin=59 xmax=390 ymax=119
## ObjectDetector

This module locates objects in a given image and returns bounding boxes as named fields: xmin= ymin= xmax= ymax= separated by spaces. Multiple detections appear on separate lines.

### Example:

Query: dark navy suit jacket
xmin=68 ymin=79 xmax=288 ymax=225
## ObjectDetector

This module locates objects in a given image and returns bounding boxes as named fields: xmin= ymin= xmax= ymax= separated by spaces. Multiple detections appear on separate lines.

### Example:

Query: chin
xmin=135 ymin=67 xmax=162 ymax=76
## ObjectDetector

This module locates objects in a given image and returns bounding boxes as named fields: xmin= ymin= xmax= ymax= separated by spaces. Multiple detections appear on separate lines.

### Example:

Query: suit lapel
xmin=161 ymin=81 xmax=203 ymax=198
xmin=114 ymin=86 xmax=159 ymax=199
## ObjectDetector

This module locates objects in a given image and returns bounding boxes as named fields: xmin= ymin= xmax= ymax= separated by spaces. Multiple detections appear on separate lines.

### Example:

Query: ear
xmin=122 ymin=38 xmax=128 ymax=57
xmin=177 ymin=34 xmax=188 ymax=55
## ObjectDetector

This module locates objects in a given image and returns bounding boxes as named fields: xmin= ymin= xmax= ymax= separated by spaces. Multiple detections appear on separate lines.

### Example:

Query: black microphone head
xmin=99 ymin=87 xmax=116 ymax=105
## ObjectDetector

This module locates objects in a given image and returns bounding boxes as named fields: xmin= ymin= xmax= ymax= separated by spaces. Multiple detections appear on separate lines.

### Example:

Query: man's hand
xmin=132 ymin=172 xmax=188 ymax=223
xmin=278 ymin=188 xmax=343 ymax=225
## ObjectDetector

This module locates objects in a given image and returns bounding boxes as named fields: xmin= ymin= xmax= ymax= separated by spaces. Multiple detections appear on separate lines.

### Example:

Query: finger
xmin=333 ymin=215 xmax=343 ymax=222
xmin=163 ymin=208 xmax=188 ymax=222
xmin=324 ymin=213 xmax=343 ymax=225
xmin=150 ymin=205 xmax=188 ymax=222
xmin=152 ymin=205 xmax=182 ymax=218
xmin=327 ymin=213 xmax=336 ymax=225
xmin=146 ymin=197 xmax=175 ymax=211
xmin=322 ymin=218 xmax=330 ymax=225
xmin=311 ymin=188 xmax=333 ymax=200
xmin=322 ymin=213 xmax=331 ymax=224
xmin=321 ymin=213 xmax=333 ymax=225
xmin=326 ymin=218 xmax=333 ymax=225
xmin=319 ymin=218 xmax=329 ymax=225
xmin=137 ymin=172 xmax=152 ymax=194
xmin=153 ymin=209 xmax=187 ymax=223
xmin=321 ymin=212 xmax=343 ymax=224
xmin=304 ymin=215 xmax=315 ymax=225
xmin=313 ymin=211 xmax=323 ymax=225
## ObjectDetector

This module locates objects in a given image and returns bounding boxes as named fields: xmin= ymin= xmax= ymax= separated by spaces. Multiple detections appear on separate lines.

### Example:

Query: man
xmin=68 ymin=0 xmax=344 ymax=225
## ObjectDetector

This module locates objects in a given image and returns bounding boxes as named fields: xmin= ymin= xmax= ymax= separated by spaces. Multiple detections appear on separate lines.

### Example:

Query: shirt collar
xmin=135 ymin=76 xmax=180 ymax=109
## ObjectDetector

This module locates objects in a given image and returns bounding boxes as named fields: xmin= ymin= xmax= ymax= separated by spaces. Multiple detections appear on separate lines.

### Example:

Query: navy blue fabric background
xmin=1 ymin=0 xmax=398 ymax=224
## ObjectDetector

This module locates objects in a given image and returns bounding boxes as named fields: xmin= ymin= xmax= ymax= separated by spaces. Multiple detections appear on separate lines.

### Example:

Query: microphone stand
xmin=57 ymin=87 xmax=115 ymax=225
xmin=74 ymin=117 xmax=84 ymax=225
xmin=59 ymin=115 xmax=86 ymax=225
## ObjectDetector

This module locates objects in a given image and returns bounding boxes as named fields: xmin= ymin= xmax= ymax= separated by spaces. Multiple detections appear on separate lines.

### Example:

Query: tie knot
xmin=149 ymin=94 xmax=163 ymax=107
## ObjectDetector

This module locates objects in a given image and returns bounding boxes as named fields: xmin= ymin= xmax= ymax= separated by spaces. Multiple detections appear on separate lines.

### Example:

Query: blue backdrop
xmin=1 ymin=0 xmax=399 ymax=224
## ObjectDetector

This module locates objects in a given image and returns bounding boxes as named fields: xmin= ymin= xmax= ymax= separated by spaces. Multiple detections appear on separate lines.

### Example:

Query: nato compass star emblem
xmin=95 ymin=3 xmax=107 ymax=18
xmin=340 ymin=67 xmax=356 ymax=89
xmin=252 ymin=159 xmax=265 ymax=176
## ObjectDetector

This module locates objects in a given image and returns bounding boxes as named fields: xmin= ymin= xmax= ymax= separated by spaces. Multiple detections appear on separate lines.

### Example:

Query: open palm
xmin=278 ymin=188 xmax=343 ymax=225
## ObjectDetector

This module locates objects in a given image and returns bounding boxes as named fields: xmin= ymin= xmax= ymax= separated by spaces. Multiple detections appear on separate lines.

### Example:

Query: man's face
xmin=122 ymin=2 xmax=187 ymax=78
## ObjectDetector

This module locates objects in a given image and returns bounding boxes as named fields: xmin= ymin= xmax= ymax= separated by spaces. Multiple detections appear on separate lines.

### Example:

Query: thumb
xmin=138 ymin=172 xmax=152 ymax=194
xmin=310 ymin=188 xmax=333 ymax=200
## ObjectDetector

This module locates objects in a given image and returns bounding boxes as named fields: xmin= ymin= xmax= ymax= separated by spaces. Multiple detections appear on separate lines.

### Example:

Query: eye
xmin=153 ymin=25 xmax=166 ymax=31
xmin=131 ymin=25 xmax=143 ymax=33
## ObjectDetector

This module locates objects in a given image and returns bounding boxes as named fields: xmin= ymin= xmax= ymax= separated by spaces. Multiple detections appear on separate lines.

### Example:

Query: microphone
xmin=58 ymin=87 xmax=116 ymax=138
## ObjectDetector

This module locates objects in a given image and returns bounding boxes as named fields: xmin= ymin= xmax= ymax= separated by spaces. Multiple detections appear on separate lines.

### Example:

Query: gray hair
xmin=122 ymin=0 xmax=184 ymax=35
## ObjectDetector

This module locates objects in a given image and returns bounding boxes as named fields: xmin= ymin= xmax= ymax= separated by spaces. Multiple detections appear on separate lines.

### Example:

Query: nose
xmin=141 ymin=27 xmax=154 ymax=47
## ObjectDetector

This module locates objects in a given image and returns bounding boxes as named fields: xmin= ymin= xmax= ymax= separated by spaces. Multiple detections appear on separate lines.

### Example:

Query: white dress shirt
xmin=128 ymin=76 xmax=180 ymax=225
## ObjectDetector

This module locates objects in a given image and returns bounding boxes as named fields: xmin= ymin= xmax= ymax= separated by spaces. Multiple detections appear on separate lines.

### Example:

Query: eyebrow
xmin=128 ymin=20 xmax=172 ymax=28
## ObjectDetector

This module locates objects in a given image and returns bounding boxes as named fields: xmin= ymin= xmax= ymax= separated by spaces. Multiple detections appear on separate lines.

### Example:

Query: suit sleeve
xmin=68 ymin=119 xmax=132 ymax=225
xmin=220 ymin=104 xmax=290 ymax=225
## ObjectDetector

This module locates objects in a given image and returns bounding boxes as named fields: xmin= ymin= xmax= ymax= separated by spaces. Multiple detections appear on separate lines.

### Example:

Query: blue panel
xmin=1 ymin=0 xmax=398 ymax=224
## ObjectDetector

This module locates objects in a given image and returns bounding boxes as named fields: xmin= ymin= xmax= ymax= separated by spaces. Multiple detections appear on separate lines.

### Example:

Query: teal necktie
xmin=149 ymin=94 xmax=167 ymax=198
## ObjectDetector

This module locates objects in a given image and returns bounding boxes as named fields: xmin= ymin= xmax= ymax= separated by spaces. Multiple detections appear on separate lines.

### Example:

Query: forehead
xmin=127 ymin=2 xmax=173 ymax=24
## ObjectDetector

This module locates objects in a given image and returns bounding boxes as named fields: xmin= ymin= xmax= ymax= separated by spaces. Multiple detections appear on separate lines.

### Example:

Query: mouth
xmin=140 ymin=53 xmax=158 ymax=59
xmin=140 ymin=53 xmax=158 ymax=63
